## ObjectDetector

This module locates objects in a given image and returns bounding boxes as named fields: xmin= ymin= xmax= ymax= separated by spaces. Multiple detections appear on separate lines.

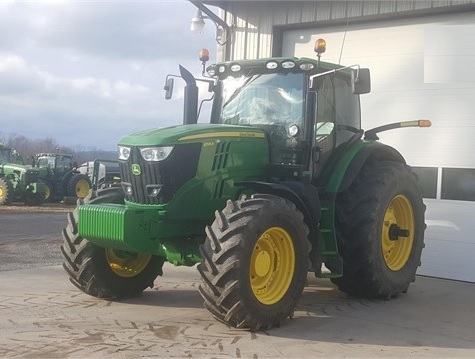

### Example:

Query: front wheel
xmin=331 ymin=161 xmax=426 ymax=299
xmin=66 ymin=173 xmax=92 ymax=199
xmin=198 ymin=194 xmax=310 ymax=331
xmin=60 ymin=187 xmax=165 ymax=298
xmin=0 ymin=178 xmax=13 ymax=205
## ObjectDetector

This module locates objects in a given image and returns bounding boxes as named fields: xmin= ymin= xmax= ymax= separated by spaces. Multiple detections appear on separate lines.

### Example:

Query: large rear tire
xmin=198 ymin=194 xmax=310 ymax=331
xmin=0 ymin=178 xmax=13 ymax=205
xmin=61 ymin=187 xmax=165 ymax=299
xmin=331 ymin=161 xmax=425 ymax=298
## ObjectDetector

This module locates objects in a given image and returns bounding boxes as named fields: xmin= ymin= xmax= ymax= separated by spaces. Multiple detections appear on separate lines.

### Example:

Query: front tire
xmin=331 ymin=161 xmax=425 ymax=298
xmin=198 ymin=194 xmax=310 ymax=331
xmin=61 ymin=187 xmax=165 ymax=299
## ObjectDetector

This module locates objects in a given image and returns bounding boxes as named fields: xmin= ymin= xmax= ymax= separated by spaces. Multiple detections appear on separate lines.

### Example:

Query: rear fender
xmin=338 ymin=142 xmax=405 ymax=193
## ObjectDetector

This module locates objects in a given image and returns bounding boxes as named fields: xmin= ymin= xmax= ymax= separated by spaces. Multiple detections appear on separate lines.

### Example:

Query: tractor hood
xmin=0 ymin=163 xmax=34 ymax=173
xmin=118 ymin=123 xmax=266 ymax=146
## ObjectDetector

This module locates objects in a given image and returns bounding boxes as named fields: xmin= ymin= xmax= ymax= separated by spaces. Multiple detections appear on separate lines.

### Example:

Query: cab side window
xmin=333 ymin=76 xmax=360 ymax=146
xmin=315 ymin=75 xmax=361 ymax=147
xmin=315 ymin=76 xmax=335 ymax=145
xmin=313 ymin=74 xmax=361 ymax=179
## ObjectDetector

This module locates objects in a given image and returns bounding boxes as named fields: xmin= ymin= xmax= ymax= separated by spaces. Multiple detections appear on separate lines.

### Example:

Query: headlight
xmin=288 ymin=124 xmax=300 ymax=137
xmin=118 ymin=146 xmax=131 ymax=160
xmin=140 ymin=146 xmax=173 ymax=162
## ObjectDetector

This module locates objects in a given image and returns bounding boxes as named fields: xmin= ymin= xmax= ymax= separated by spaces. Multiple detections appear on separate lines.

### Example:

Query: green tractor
xmin=61 ymin=40 xmax=429 ymax=331
xmin=33 ymin=152 xmax=92 ymax=202
xmin=0 ymin=144 xmax=46 ymax=205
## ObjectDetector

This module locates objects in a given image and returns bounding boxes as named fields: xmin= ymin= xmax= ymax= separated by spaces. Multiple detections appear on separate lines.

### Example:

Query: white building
xmin=196 ymin=0 xmax=475 ymax=283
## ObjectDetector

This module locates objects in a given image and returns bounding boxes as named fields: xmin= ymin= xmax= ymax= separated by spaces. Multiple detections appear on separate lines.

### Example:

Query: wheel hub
xmin=106 ymin=249 xmax=152 ymax=278
xmin=254 ymin=250 xmax=272 ymax=278
xmin=250 ymin=227 xmax=295 ymax=305
xmin=388 ymin=224 xmax=410 ymax=241
xmin=382 ymin=195 xmax=415 ymax=271
xmin=76 ymin=179 xmax=90 ymax=198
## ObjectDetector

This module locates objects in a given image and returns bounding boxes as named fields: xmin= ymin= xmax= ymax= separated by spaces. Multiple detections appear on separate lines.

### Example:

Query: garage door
xmin=282 ymin=12 xmax=475 ymax=282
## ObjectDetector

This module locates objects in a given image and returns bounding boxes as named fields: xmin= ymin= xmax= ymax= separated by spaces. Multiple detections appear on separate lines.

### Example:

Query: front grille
xmin=120 ymin=143 xmax=201 ymax=205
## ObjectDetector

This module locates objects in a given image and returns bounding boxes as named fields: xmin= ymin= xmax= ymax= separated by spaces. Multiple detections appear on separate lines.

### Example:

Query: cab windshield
xmin=0 ymin=149 xmax=11 ymax=163
xmin=218 ymin=72 xmax=305 ymax=133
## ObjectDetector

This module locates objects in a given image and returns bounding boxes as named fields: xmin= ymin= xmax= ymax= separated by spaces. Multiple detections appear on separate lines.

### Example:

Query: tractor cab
xmin=35 ymin=153 xmax=73 ymax=178
xmin=0 ymin=144 xmax=23 ymax=165
xmin=209 ymin=57 xmax=368 ymax=182
xmin=0 ymin=146 xmax=12 ymax=164
xmin=167 ymin=39 xmax=371 ymax=184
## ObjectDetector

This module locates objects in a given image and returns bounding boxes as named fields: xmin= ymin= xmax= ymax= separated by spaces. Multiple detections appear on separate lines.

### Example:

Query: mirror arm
xmin=309 ymin=64 xmax=361 ymax=88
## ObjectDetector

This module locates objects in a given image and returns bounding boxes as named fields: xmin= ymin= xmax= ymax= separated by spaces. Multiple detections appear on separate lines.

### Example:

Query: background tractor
xmin=77 ymin=159 xmax=121 ymax=191
xmin=33 ymin=152 xmax=92 ymax=202
xmin=0 ymin=144 xmax=46 ymax=205
xmin=61 ymin=40 xmax=429 ymax=331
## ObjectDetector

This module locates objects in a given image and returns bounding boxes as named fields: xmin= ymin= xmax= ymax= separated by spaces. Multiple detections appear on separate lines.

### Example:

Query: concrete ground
xmin=1 ymin=265 xmax=474 ymax=358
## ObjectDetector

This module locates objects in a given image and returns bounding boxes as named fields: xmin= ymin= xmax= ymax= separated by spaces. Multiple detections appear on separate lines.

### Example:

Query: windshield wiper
xmin=222 ymin=73 xmax=263 ymax=109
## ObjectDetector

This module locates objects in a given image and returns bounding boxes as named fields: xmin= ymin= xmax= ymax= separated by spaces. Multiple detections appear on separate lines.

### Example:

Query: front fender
xmin=235 ymin=180 xmax=321 ymax=265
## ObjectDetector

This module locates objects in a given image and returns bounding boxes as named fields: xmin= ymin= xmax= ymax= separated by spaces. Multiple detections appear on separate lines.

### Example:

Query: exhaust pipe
xmin=179 ymin=65 xmax=198 ymax=125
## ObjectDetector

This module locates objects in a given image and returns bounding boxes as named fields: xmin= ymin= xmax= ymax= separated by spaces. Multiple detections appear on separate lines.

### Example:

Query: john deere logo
xmin=131 ymin=164 xmax=141 ymax=176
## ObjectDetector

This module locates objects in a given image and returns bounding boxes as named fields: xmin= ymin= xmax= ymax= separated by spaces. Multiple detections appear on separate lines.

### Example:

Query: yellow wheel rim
xmin=106 ymin=249 xmax=152 ymax=278
xmin=76 ymin=179 xmax=90 ymax=198
xmin=381 ymin=195 xmax=415 ymax=271
xmin=44 ymin=185 xmax=51 ymax=200
xmin=0 ymin=186 xmax=4 ymax=199
xmin=250 ymin=227 xmax=295 ymax=305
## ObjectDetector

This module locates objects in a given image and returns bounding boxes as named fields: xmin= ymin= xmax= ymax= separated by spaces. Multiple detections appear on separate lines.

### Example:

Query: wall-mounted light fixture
xmin=189 ymin=3 xmax=232 ymax=46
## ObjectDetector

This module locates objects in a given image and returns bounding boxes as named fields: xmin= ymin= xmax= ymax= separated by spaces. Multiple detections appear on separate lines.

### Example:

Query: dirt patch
xmin=0 ymin=202 xmax=76 ymax=213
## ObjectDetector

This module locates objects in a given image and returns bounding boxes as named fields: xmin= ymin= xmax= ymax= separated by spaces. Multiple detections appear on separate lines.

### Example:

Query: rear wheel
xmin=198 ymin=194 xmax=310 ymax=331
xmin=67 ymin=173 xmax=91 ymax=199
xmin=331 ymin=161 xmax=425 ymax=298
xmin=61 ymin=187 xmax=165 ymax=298
xmin=0 ymin=178 xmax=12 ymax=205
xmin=41 ymin=180 xmax=54 ymax=202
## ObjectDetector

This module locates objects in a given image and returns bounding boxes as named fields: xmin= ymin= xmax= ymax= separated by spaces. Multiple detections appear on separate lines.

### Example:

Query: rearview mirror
xmin=164 ymin=77 xmax=174 ymax=100
xmin=352 ymin=68 xmax=371 ymax=95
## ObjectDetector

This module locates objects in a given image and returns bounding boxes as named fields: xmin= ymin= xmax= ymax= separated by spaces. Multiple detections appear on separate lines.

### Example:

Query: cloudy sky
xmin=0 ymin=0 xmax=217 ymax=151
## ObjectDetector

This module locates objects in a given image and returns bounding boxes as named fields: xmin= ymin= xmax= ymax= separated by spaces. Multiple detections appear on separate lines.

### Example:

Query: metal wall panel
xmin=281 ymin=12 xmax=475 ymax=282
xmin=220 ymin=0 xmax=475 ymax=61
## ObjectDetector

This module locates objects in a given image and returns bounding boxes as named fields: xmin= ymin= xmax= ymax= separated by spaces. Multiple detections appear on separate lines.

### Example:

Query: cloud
xmin=0 ymin=0 xmax=218 ymax=150
xmin=0 ymin=52 xmax=191 ymax=149
xmin=5 ymin=1 xmax=212 ymax=62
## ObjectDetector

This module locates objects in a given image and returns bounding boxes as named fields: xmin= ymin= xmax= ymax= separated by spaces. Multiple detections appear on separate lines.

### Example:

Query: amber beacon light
xmin=314 ymin=38 xmax=327 ymax=56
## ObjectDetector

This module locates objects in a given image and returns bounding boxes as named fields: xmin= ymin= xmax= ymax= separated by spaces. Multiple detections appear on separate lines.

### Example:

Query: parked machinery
xmin=0 ymin=144 xmax=46 ymax=205
xmin=33 ymin=152 xmax=91 ymax=202
xmin=61 ymin=41 xmax=429 ymax=330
